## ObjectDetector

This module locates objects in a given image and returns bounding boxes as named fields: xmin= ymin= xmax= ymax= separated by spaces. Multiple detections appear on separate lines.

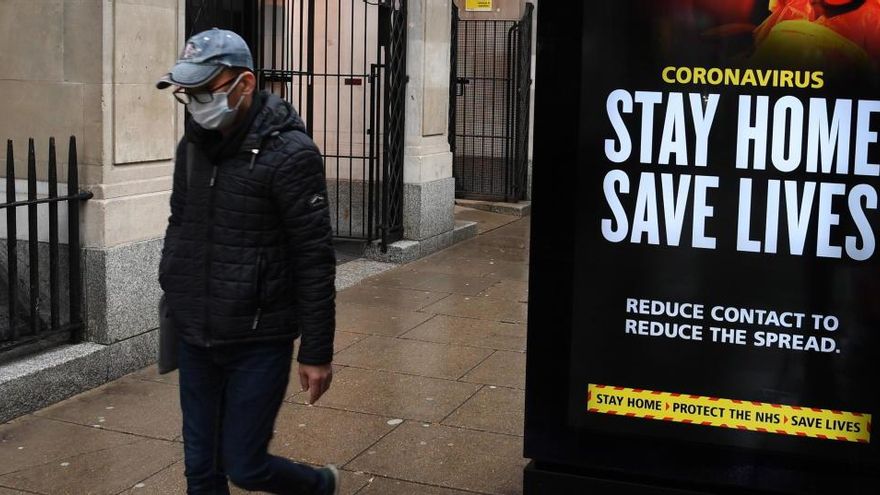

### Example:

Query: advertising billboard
xmin=526 ymin=1 xmax=880 ymax=493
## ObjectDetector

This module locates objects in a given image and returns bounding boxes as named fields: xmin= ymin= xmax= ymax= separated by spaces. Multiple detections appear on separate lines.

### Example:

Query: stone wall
xmin=0 ymin=0 xmax=103 ymax=183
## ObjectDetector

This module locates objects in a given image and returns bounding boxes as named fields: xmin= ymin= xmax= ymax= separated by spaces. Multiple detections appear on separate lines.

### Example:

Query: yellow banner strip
xmin=587 ymin=384 xmax=871 ymax=444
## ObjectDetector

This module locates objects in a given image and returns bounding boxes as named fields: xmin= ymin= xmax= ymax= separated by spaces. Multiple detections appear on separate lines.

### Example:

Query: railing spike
xmin=48 ymin=138 xmax=60 ymax=331
xmin=26 ymin=138 xmax=39 ymax=336
xmin=67 ymin=136 xmax=83 ymax=339
xmin=5 ymin=140 xmax=19 ymax=342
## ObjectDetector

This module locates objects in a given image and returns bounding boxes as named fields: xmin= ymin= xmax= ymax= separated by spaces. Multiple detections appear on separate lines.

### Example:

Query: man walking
xmin=156 ymin=29 xmax=338 ymax=494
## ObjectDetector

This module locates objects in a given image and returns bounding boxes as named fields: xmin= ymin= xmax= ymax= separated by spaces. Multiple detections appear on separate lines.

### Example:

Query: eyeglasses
xmin=173 ymin=76 xmax=239 ymax=105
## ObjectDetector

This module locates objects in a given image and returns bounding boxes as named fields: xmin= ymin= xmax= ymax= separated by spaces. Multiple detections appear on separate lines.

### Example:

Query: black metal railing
xmin=450 ymin=3 xmax=534 ymax=202
xmin=1 ymin=137 xmax=92 ymax=362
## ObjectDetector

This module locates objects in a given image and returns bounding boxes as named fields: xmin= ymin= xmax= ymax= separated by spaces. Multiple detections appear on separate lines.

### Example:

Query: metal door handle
xmin=456 ymin=78 xmax=470 ymax=97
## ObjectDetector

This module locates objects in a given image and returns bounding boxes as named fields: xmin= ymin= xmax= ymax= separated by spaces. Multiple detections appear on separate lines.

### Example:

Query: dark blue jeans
xmin=178 ymin=339 xmax=327 ymax=494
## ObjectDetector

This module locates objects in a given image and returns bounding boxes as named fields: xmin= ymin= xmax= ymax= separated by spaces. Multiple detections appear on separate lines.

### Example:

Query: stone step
xmin=455 ymin=199 xmax=532 ymax=217
xmin=453 ymin=220 xmax=478 ymax=244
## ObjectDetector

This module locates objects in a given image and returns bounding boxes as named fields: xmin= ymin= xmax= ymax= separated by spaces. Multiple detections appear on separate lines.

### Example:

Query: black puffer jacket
xmin=159 ymin=92 xmax=335 ymax=365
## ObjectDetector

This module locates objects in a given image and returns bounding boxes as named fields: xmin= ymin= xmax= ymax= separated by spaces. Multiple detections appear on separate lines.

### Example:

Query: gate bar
xmin=482 ymin=18 xmax=489 ymax=197
xmin=362 ymin=2 xmax=369 ymax=239
xmin=349 ymin=0 xmax=354 ymax=237
xmin=368 ymin=63 xmax=378 ymax=241
xmin=335 ymin=0 xmax=342 ymax=235
xmin=505 ymin=23 xmax=517 ymax=202
xmin=491 ymin=21 xmax=498 ymax=198
xmin=306 ymin=0 xmax=316 ymax=134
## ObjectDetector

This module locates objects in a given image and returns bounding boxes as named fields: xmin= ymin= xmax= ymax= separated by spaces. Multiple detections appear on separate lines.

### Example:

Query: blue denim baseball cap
xmin=156 ymin=28 xmax=254 ymax=89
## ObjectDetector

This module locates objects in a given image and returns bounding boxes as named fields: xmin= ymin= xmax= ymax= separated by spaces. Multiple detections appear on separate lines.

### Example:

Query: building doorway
xmin=449 ymin=3 xmax=534 ymax=202
xmin=186 ymin=0 xmax=407 ymax=251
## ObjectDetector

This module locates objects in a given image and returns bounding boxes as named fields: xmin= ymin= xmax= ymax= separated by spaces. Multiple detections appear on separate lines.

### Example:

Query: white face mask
xmin=187 ymin=74 xmax=246 ymax=130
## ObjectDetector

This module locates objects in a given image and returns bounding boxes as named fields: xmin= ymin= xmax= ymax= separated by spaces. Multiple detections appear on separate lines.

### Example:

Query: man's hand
xmin=298 ymin=363 xmax=333 ymax=405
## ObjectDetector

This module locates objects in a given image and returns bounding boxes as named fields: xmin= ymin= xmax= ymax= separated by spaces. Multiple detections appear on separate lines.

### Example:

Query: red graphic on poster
xmin=756 ymin=0 xmax=880 ymax=66
xmin=651 ymin=1 xmax=880 ymax=69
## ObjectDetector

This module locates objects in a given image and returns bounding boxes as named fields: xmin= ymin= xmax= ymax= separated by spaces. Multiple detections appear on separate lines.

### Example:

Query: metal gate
xmin=186 ymin=0 xmax=407 ymax=251
xmin=449 ymin=3 xmax=533 ymax=202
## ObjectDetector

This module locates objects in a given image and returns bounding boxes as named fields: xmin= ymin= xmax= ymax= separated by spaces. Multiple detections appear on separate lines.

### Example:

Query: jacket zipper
xmin=252 ymin=251 xmax=265 ymax=330
xmin=204 ymin=165 xmax=218 ymax=346
xmin=249 ymin=143 xmax=264 ymax=331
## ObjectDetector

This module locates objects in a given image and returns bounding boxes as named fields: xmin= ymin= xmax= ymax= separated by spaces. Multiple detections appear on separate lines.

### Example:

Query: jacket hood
xmin=242 ymin=91 xmax=307 ymax=151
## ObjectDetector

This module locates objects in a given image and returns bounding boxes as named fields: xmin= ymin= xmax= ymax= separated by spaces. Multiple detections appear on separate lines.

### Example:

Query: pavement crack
xmin=456 ymin=350 xmax=497 ymax=382
xmin=339 ymin=418 xmax=405 ymax=472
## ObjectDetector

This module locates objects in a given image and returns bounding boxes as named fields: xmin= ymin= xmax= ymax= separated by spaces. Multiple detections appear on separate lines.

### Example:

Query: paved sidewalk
xmin=0 ymin=208 xmax=530 ymax=495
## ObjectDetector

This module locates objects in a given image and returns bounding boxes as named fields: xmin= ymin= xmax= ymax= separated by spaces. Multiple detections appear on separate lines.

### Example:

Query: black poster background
xmin=526 ymin=0 xmax=880 ymax=490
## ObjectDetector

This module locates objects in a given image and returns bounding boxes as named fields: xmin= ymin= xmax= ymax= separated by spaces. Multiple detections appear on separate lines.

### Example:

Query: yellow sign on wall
xmin=588 ymin=384 xmax=872 ymax=444
xmin=466 ymin=0 xmax=493 ymax=12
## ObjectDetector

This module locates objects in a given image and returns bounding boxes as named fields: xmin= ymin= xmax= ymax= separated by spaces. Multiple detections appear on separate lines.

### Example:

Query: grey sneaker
xmin=319 ymin=464 xmax=339 ymax=495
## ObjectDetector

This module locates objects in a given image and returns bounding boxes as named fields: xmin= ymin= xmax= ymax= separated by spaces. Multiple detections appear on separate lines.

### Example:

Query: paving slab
xmin=126 ymin=460 xmax=371 ymax=495
xmin=333 ymin=336 xmax=493 ymax=380
xmin=34 ymin=378 xmax=181 ymax=440
xmin=0 ymin=487 xmax=30 ymax=494
xmin=403 ymin=257 xmax=498 ymax=277
xmin=443 ymin=386 xmax=525 ymax=437
xmin=368 ymin=270 xmax=499 ymax=297
xmin=0 ymin=415 xmax=140 ymax=477
xmin=356 ymin=476 xmax=473 ymax=495
xmin=336 ymin=285 xmax=449 ymax=312
xmin=336 ymin=303 xmax=435 ymax=337
xmin=333 ymin=331 xmax=367 ymax=354
xmin=123 ymin=459 xmax=187 ymax=495
xmin=0 ymin=438 xmax=182 ymax=495
xmin=491 ymin=218 xmax=531 ymax=235
xmin=401 ymin=315 xmax=526 ymax=352
xmin=460 ymin=351 xmax=527 ymax=390
xmin=348 ymin=422 xmax=525 ymax=495
xmin=409 ymin=255 xmax=529 ymax=283
xmin=453 ymin=207 xmax=519 ymax=234
xmin=481 ymin=259 xmax=530 ymax=282
xmin=439 ymin=243 xmax=530 ymax=263
xmin=479 ymin=280 xmax=529 ymax=303
xmin=421 ymin=294 xmax=528 ymax=324
xmin=269 ymin=403 xmax=396 ymax=466
xmin=289 ymin=367 xmax=480 ymax=422
xmin=128 ymin=365 xmax=179 ymax=386
xmin=469 ymin=233 xmax=530 ymax=250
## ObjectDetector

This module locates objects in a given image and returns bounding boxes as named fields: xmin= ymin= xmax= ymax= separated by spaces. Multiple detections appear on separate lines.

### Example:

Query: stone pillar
xmin=78 ymin=0 xmax=185 ymax=376
xmin=399 ymin=0 xmax=457 ymax=257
